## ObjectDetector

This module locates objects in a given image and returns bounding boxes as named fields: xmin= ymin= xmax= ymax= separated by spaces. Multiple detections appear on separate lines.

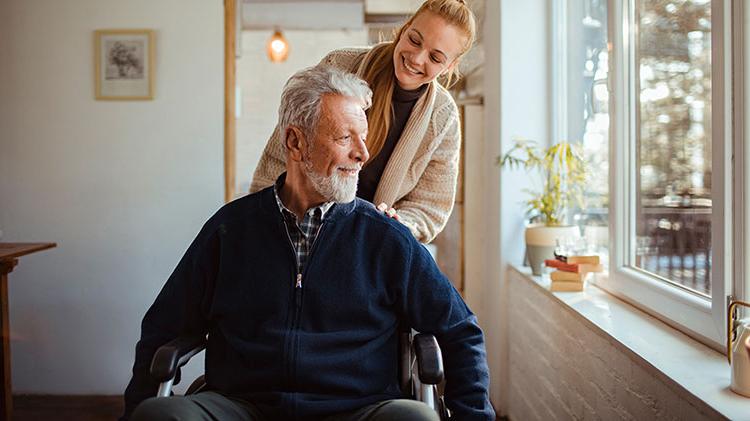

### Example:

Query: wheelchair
xmin=148 ymin=328 xmax=450 ymax=420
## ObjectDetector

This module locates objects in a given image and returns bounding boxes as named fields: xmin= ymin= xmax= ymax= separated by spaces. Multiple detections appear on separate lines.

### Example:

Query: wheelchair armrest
xmin=413 ymin=333 xmax=444 ymax=385
xmin=150 ymin=335 xmax=207 ymax=383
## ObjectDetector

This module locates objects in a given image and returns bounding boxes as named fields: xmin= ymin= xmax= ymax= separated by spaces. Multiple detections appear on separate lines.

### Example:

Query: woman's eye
xmin=430 ymin=55 xmax=442 ymax=63
xmin=409 ymin=36 xmax=420 ymax=46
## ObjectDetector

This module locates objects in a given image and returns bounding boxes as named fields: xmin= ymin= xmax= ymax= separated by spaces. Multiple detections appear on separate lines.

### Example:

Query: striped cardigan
xmin=250 ymin=45 xmax=461 ymax=243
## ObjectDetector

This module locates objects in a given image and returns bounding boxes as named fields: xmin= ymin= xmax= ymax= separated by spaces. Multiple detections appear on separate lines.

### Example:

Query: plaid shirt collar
xmin=273 ymin=177 xmax=334 ymax=274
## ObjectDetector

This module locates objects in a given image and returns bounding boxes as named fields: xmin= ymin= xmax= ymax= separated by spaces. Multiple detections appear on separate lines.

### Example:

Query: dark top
xmin=357 ymin=83 xmax=428 ymax=202
xmin=121 ymin=182 xmax=494 ymax=421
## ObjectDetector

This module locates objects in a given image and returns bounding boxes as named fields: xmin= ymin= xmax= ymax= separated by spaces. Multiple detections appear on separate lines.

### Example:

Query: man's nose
xmin=352 ymin=136 xmax=369 ymax=163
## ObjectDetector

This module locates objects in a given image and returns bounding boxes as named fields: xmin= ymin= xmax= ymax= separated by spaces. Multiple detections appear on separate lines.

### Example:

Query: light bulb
xmin=271 ymin=40 xmax=285 ymax=53
xmin=267 ymin=30 xmax=289 ymax=63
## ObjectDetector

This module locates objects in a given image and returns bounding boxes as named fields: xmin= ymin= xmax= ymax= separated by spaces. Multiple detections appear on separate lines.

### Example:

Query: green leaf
xmin=497 ymin=138 xmax=588 ymax=225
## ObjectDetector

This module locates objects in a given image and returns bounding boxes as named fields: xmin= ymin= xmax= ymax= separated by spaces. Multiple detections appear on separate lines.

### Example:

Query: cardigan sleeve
xmin=250 ymin=125 xmax=286 ymax=193
xmin=393 ymin=99 xmax=461 ymax=244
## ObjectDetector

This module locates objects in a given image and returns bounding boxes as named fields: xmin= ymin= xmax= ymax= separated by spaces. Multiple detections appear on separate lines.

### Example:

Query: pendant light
xmin=266 ymin=28 xmax=289 ymax=63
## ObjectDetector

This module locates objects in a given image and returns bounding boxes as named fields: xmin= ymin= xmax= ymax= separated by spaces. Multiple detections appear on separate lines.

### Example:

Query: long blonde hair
xmin=360 ymin=0 xmax=476 ymax=160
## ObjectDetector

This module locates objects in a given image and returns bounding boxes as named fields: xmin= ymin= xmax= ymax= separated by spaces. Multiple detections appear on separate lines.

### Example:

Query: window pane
xmin=565 ymin=0 xmax=610 ymax=261
xmin=634 ymin=0 xmax=712 ymax=296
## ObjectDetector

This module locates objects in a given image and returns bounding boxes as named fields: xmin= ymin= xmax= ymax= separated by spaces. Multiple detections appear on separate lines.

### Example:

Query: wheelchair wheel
xmin=185 ymin=375 xmax=207 ymax=395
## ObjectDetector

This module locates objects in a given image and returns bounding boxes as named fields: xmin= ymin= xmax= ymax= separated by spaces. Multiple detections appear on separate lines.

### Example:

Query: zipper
xmin=278 ymin=216 xmax=298 ymax=388
xmin=289 ymin=221 xmax=327 ymax=389
xmin=304 ymin=222 xmax=326 ymax=274
xmin=280 ymin=213 xmax=329 ymax=392
xmin=280 ymin=218 xmax=300 ymax=287
xmin=295 ymin=273 xmax=302 ymax=307
xmin=293 ymin=222 xmax=326 ymax=308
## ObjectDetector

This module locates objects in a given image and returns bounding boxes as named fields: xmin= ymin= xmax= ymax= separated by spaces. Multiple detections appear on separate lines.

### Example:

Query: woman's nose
xmin=412 ymin=48 xmax=429 ymax=65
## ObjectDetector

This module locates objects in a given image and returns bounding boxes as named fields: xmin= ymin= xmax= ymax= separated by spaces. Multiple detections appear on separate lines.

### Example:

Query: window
xmin=552 ymin=0 xmax=610 ymax=259
xmin=554 ymin=0 xmax=736 ymax=347
xmin=634 ymin=0 xmax=713 ymax=296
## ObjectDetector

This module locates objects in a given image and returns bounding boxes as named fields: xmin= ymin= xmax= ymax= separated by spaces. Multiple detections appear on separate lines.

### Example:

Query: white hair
xmin=278 ymin=65 xmax=372 ymax=141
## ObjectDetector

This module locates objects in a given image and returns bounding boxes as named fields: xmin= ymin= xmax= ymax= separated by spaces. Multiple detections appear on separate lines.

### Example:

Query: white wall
xmin=0 ymin=0 xmax=224 ymax=394
xmin=243 ymin=2 xmax=364 ymax=30
xmin=235 ymin=29 xmax=367 ymax=194
xmin=365 ymin=0 xmax=423 ymax=14
xmin=470 ymin=0 xmax=550 ymax=415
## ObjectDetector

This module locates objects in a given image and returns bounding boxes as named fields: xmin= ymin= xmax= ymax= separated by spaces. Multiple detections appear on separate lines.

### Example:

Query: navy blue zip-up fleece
xmin=122 ymin=185 xmax=494 ymax=420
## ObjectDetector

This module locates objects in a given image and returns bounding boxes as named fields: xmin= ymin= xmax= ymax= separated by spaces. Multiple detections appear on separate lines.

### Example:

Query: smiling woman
xmin=391 ymin=11 xmax=465 ymax=90
xmin=250 ymin=0 xmax=476 ymax=244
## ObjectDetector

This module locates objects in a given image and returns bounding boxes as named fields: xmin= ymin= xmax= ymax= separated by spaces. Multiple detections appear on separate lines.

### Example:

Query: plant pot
xmin=525 ymin=224 xmax=581 ymax=275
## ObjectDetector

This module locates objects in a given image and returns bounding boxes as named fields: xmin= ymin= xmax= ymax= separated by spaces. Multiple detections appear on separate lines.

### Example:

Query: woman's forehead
xmin=407 ymin=11 xmax=466 ymax=58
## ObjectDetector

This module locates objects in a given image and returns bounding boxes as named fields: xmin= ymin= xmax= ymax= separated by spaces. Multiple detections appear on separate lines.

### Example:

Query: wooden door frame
xmin=224 ymin=0 xmax=237 ymax=202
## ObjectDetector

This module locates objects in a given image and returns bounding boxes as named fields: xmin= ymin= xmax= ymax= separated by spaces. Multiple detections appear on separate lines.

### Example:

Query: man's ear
xmin=284 ymin=126 xmax=306 ymax=162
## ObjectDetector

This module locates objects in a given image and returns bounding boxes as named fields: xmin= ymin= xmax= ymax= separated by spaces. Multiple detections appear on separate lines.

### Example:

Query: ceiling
xmin=243 ymin=0 xmax=422 ymax=14
xmin=241 ymin=0 xmax=430 ymax=30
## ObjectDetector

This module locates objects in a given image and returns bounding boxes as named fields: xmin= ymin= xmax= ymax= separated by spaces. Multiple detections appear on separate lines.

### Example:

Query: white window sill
xmin=509 ymin=264 xmax=750 ymax=419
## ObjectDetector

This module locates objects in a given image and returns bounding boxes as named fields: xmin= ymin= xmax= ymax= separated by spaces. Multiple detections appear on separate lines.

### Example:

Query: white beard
xmin=304 ymin=158 xmax=359 ymax=203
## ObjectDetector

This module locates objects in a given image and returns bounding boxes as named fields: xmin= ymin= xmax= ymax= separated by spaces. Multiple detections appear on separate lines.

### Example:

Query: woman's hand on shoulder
xmin=377 ymin=203 xmax=400 ymax=221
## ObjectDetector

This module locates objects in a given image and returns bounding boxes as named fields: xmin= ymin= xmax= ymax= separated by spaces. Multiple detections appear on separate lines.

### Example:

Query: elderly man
xmin=121 ymin=66 xmax=494 ymax=421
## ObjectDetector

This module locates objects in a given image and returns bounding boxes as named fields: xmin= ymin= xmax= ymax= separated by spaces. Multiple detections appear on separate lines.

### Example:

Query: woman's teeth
xmin=403 ymin=57 xmax=421 ymax=75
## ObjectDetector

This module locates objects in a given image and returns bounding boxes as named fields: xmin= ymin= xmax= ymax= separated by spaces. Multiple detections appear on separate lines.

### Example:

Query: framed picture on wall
xmin=94 ymin=29 xmax=154 ymax=100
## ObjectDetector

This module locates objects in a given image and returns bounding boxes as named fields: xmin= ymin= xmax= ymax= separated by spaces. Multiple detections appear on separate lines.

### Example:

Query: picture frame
xmin=94 ymin=29 xmax=154 ymax=100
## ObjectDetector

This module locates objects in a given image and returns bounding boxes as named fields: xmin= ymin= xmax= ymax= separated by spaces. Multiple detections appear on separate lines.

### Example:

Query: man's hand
xmin=377 ymin=203 xmax=400 ymax=221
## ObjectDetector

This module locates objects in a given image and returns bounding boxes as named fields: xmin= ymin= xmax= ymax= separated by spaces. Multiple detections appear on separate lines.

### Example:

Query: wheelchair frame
xmin=148 ymin=329 xmax=449 ymax=419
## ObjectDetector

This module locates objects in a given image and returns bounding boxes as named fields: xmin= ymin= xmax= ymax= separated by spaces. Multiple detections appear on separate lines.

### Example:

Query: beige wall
xmin=0 ymin=0 xmax=224 ymax=394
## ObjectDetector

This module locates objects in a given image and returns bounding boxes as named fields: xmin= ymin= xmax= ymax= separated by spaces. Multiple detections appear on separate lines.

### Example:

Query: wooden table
xmin=0 ymin=243 xmax=56 ymax=421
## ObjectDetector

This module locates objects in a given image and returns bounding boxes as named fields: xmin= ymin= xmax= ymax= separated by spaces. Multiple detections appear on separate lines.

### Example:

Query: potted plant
xmin=499 ymin=138 xmax=586 ymax=275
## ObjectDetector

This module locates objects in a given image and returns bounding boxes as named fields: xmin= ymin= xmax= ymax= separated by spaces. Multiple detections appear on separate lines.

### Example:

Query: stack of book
xmin=544 ymin=255 xmax=603 ymax=292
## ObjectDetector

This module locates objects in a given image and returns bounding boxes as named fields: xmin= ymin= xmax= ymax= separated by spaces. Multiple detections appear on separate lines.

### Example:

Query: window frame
xmin=737 ymin=0 xmax=749 ymax=308
xmin=587 ymin=0 xmax=736 ymax=350
xmin=551 ymin=0 xmax=569 ymax=147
